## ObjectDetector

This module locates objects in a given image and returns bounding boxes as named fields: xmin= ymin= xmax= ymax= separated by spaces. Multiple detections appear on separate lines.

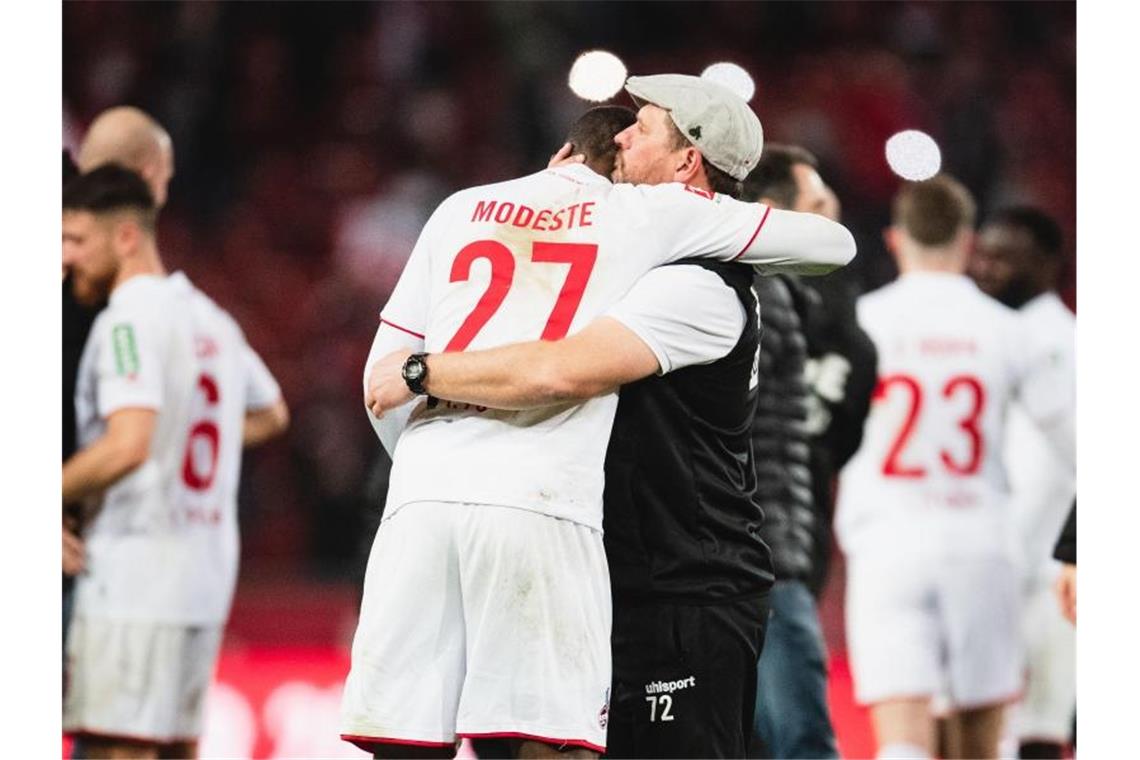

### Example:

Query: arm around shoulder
xmin=424 ymin=317 xmax=661 ymax=409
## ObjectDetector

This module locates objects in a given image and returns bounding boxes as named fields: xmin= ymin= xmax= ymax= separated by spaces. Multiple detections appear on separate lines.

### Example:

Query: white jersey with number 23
xmin=837 ymin=272 xmax=1074 ymax=560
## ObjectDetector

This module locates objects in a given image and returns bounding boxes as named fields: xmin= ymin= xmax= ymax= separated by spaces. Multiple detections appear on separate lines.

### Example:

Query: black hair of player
xmin=566 ymin=106 xmax=637 ymax=179
xmin=63 ymin=149 xmax=79 ymax=183
xmin=986 ymin=206 xmax=1064 ymax=260
xmin=663 ymin=119 xmax=741 ymax=198
xmin=741 ymin=144 xmax=819 ymax=207
xmin=63 ymin=163 xmax=158 ymax=232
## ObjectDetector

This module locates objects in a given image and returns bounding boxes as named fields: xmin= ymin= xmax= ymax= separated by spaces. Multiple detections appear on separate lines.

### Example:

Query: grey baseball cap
xmin=625 ymin=74 xmax=764 ymax=181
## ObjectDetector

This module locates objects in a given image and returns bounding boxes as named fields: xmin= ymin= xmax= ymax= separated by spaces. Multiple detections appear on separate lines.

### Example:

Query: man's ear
xmin=674 ymin=147 xmax=702 ymax=184
xmin=113 ymin=217 xmax=141 ymax=257
xmin=959 ymin=228 xmax=976 ymax=254
xmin=882 ymin=225 xmax=906 ymax=269
xmin=882 ymin=225 xmax=899 ymax=254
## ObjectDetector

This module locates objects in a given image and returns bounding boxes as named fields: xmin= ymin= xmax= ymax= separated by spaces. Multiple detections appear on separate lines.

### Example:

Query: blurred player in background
xmin=836 ymin=176 xmax=1074 ymax=760
xmin=63 ymin=149 xmax=88 ymax=608
xmin=62 ymin=166 xmax=287 ymax=759
xmin=739 ymin=144 xmax=853 ymax=760
xmin=350 ymin=75 xmax=855 ymax=759
xmin=1052 ymin=502 xmax=1075 ymax=625
xmin=970 ymin=207 xmax=1076 ymax=760
xmin=76 ymin=106 xmax=176 ymax=206
xmin=64 ymin=106 xmax=177 ymax=656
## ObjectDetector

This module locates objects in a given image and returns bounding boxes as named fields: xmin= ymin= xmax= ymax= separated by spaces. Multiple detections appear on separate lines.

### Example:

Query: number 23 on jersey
xmin=875 ymin=373 xmax=986 ymax=478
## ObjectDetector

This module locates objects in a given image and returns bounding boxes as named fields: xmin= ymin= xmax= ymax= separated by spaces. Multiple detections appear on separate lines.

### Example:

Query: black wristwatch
xmin=402 ymin=352 xmax=430 ymax=395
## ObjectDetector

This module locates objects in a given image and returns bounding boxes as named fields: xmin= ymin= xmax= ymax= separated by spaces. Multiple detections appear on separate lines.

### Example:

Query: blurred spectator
xmin=971 ymin=207 xmax=1076 ymax=760
xmin=741 ymin=146 xmax=839 ymax=760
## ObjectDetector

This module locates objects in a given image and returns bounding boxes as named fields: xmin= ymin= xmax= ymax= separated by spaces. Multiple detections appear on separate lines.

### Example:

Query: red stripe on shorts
xmin=341 ymin=733 xmax=455 ymax=751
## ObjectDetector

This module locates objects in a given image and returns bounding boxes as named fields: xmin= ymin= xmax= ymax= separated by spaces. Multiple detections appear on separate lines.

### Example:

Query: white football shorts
xmin=845 ymin=552 xmax=1022 ymax=709
xmin=340 ymin=501 xmax=612 ymax=754
xmin=63 ymin=618 xmax=223 ymax=742
xmin=1013 ymin=568 xmax=1075 ymax=742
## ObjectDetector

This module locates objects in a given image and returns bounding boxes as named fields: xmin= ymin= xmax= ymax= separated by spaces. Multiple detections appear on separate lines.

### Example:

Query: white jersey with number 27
xmin=837 ymin=273 xmax=1074 ymax=560
xmin=74 ymin=272 xmax=282 ymax=625
xmin=378 ymin=163 xmax=855 ymax=531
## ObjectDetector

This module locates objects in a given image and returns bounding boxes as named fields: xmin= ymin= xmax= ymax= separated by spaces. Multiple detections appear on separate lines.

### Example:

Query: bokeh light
xmin=700 ymin=62 xmax=756 ymax=102
xmin=568 ymin=50 xmax=628 ymax=102
xmin=885 ymin=130 xmax=942 ymax=181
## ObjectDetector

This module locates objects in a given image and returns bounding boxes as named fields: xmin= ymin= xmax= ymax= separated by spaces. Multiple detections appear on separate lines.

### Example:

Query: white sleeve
xmin=95 ymin=311 xmax=164 ymax=417
xmin=377 ymin=201 xmax=439 ymax=338
xmin=605 ymin=265 xmax=745 ymax=375
xmin=736 ymin=206 xmax=858 ymax=275
xmin=242 ymin=343 xmax=282 ymax=411
xmin=630 ymin=183 xmax=856 ymax=274
xmin=363 ymin=320 xmax=426 ymax=457
xmin=1010 ymin=317 xmax=1076 ymax=471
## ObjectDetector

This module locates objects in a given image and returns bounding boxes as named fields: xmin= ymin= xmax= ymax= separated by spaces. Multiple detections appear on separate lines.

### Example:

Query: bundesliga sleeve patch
xmin=112 ymin=323 xmax=141 ymax=378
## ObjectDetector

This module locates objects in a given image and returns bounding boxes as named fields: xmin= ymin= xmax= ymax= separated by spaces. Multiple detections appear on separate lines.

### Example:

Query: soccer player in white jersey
xmin=340 ymin=74 xmax=856 ymax=759
xmin=61 ymin=166 xmax=288 ymax=759
xmin=65 ymin=106 xmax=176 ymax=610
xmin=836 ymin=176 xmax=1075 ymax=760
xmin=970 ymin=207 xmax=1076 ymax=760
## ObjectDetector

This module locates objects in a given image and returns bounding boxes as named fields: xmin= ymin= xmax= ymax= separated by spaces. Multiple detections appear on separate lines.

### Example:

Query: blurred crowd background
xmin=62 ymin=0 xmax=1074 ymax=627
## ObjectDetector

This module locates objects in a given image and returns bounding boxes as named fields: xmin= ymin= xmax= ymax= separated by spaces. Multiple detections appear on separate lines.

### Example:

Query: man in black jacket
xmin=741 ymin=145 xmax=877 ymax=759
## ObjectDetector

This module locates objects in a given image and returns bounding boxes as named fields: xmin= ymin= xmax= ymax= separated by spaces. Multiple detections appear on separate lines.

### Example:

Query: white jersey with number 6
xmin=74 ymin=272 xmax=282 ymax=625
xmin=836 ymin=272 xmax=1074 ymax=560
xmin=377 ymin=163 xmax=854 ymax=531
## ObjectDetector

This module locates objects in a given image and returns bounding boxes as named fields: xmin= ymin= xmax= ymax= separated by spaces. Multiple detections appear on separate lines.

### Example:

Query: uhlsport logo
xmin=644 ymin=676 xmax=696 ymax=695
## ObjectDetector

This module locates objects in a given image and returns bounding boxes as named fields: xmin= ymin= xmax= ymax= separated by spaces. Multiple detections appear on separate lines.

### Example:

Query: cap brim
xmin=623 ymin=78 xmax=657 ymax=111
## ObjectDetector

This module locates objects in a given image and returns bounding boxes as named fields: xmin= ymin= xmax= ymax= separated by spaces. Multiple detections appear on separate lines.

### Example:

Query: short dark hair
xmin=63 ymin=149 xmax=78 ymax=182
xmin=63 ymin=164 xmax=157 ymax=232
xmin=740 ymin=144 xmax=819 ymax=207
xmin=664 ymin=118 xmax=741 ymax=198
xmin=986 ymin=206 xmax=1064 ymax=260
xmin=892 ymin=174 xmax=976 ymax=247
xmin=566 ymin=106 xmax=637 ymax=179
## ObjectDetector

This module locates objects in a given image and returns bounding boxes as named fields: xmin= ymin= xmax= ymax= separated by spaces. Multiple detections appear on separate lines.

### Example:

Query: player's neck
xmin=111 ymin=244 xmax=167 ymax=294
xmin=897 ymin=247 xmax=966 ymax=276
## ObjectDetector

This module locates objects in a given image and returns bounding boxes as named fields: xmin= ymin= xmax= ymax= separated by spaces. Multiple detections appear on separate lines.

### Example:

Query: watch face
xmin=405 ymin=361 xmax=425 ymax=381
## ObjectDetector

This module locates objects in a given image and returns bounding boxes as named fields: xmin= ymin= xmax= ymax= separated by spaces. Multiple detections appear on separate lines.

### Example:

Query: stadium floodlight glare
xmin=885 ymin=130 xmax=942 ymax=181
xmin=700 ymin=62 xmax=756 ymax=102
xmin=568 ymin=50 xmax=628 ymax=102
